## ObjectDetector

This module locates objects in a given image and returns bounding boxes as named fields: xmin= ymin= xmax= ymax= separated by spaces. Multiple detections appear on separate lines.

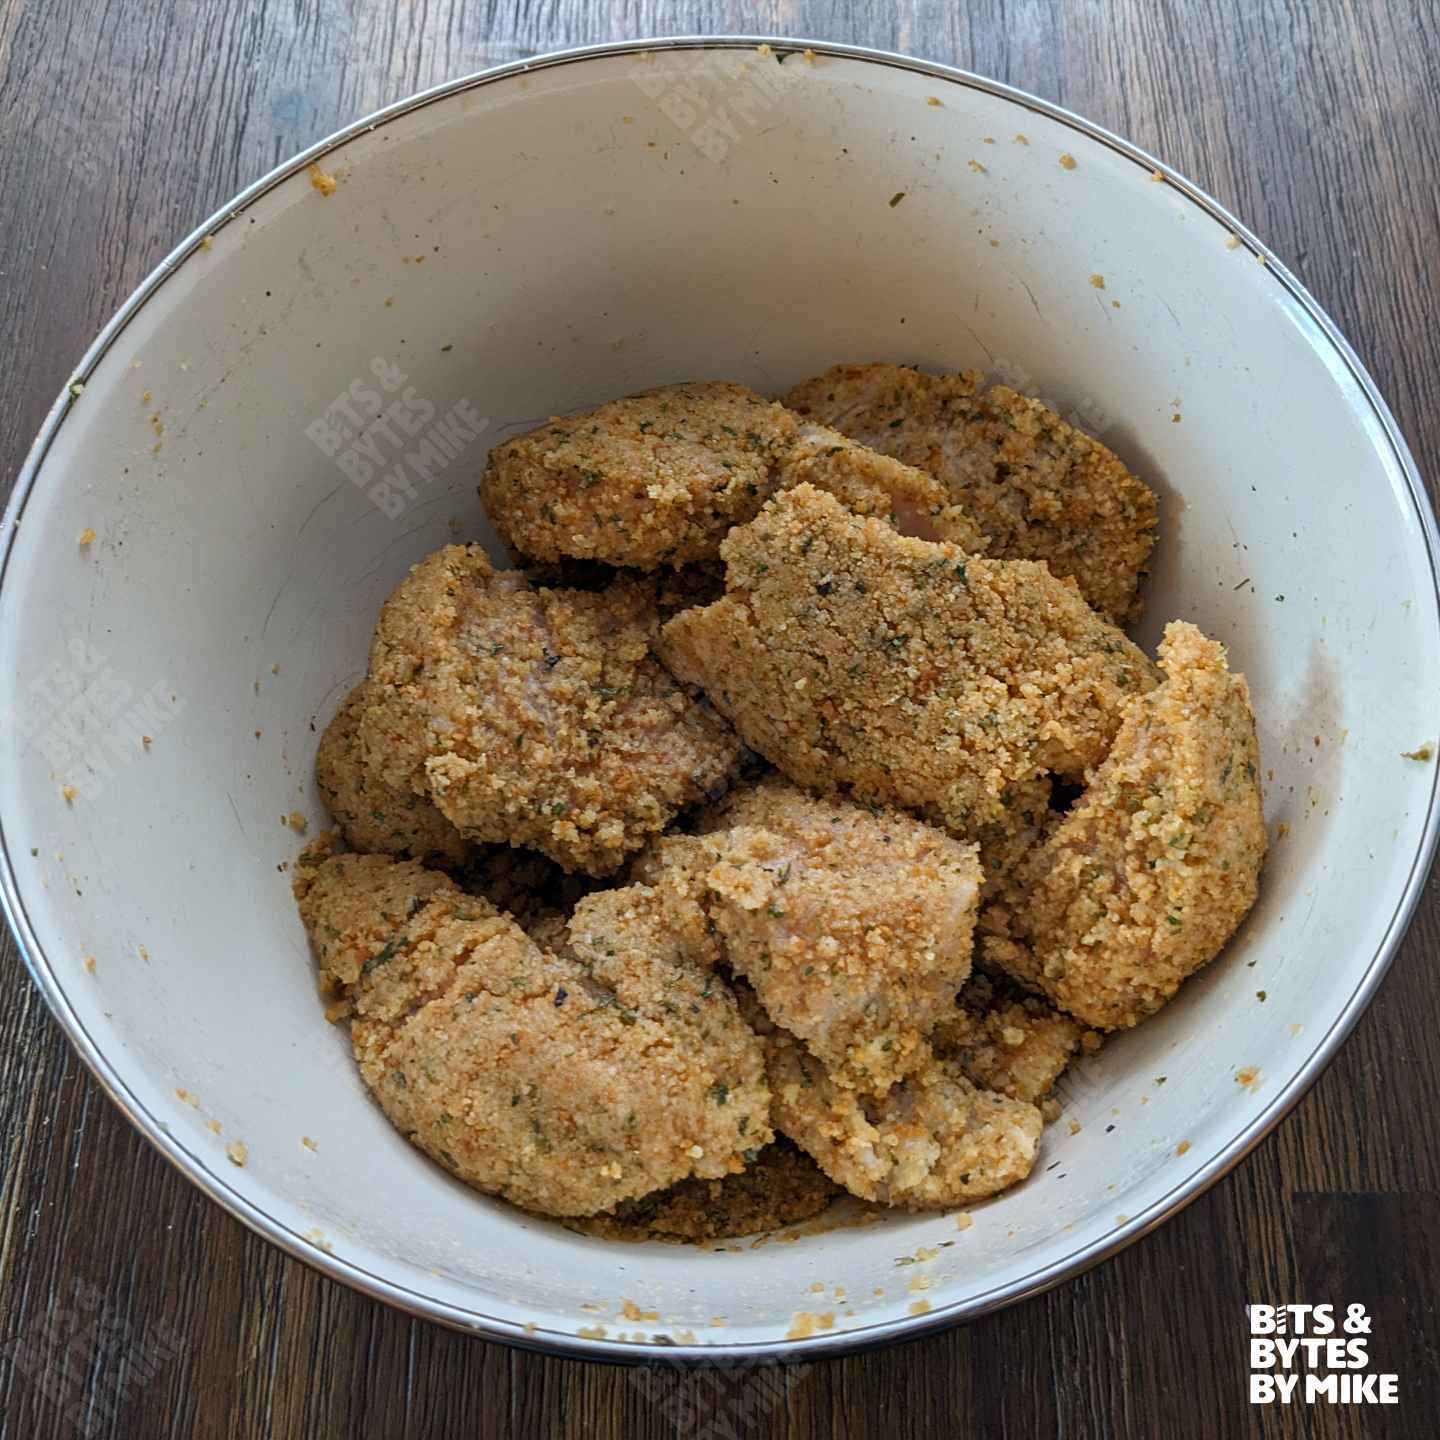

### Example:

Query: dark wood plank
xmin=3 ymin=3 xmax=1440 ymax=1437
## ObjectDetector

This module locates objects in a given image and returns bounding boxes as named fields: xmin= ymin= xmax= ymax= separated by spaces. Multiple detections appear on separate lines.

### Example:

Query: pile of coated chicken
xmin=294 ymin=363 xmax=1266 ymax=1239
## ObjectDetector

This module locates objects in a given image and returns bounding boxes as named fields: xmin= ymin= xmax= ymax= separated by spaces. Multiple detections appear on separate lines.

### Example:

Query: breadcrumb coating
xmin=295 ymin=850 xmax=770 ymax=1216
xmin=359 ymin=544 xmax=744 ymax=875
xmin=316 ymin=681 xmax=477 ymax=867
xmin=658 ymin=485 xmax=1157 ymax=837
xmin=980 ymin=621 xmax=1266 ymax=1029
xmin=785 ymin=362 xmax=1158 ymax=624
xmin=481 ymin=382 xmax=799 ymax=569
xmin=562 ymin=1136 xmax=839 ymax=1242
xmin=931 ymin=972 xmax=1091 ymax=1105
xmin=781 ymin=423 xmax=986 ymax=551
xmin=480 ymin=382 xmax=990 ymax=572
xmin=766 ymin=1028 xmax=1042 ymax=1207
xmin=679 ymin=777 xmax=981 ymax=1093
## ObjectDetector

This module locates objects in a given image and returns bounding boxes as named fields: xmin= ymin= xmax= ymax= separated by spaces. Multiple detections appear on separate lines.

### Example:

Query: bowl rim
xmin=2 ymin=33 xmax=1437 ymax=1366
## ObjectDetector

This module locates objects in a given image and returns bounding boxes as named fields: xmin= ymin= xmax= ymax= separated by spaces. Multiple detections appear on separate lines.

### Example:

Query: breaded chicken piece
xmin=780 ymin=423 xmax=986 ymax=551
xmin=664 ymin=777 xmax=982 ymax=1093
xmin=295 ymin=850 xmax=770 ymax=1217
xmin=359 ymin=544 xmax=744 ymax=876
xmin=316 ymin=681 xmax=478 ymax=868
xmin=931 ymin=972 xmax=1094 ymax=1106
xmin=658 ymin=485 xmax=1157 ymax=840
xmin=480 ymin=383 xmax=986 ymax=571
xmin=562 ymin=1135 xmax=840 ymax=1243
xmin=785 ymin=362 xmax=1159 ymax=625
xmin=766 ymin=1028 xmax=1042 ymax=1206
xmin=481 ymin=382 xmax=799 ymax=569
xmin=980 ymin=621 xmax=1266 ymax=1029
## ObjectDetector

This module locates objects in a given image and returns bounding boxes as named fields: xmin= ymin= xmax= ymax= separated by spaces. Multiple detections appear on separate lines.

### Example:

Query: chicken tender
xmin=480 ymin=382 xmax=988 ymax=572
xmin=562 ymin=1136 xmax=839 ymax=1243
xmin=780 ymin=423 xmax=986 ymax=550
xmin=931 ymin=972 xmax=1093 ymax=1106
xmin=295 ymin=850 xmax=770 ymax=1216
xmin=359 ymin=544 xmax=744 ymax=876
xmin=481 ymin=382 xmax=799 ymax=569
xmin=658 ymin=485 xmax=1158 ymax=839
xmin=316 ymin=681 xmax=478 ymax=868
xmin=766 ymin=1028 xmax=1042 ymax=1206
xmin=980 ymin=621 xmax=1266 ymax=1029
xmin=674 ymin=778 xmax=981 ymax=1093
xmin=785 ymin=362 xmax=1158 ymax=625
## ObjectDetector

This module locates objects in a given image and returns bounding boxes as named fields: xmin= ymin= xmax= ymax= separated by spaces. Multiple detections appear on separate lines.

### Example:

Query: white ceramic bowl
xmin=2 ymin=39 xmax=1437 ymax=1360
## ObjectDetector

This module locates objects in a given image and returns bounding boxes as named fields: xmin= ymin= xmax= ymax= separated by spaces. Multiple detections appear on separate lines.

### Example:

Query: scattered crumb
xmin=524 ymin=1321 xmax=538 ymax=1336
xmin=925 ymin=95 xmax=940 ymax=106
xmin=1150 ymin=170 xmax=1164 ymax=182
xmin=803 ymin=48 xmax=815 ymax=63
xmin=889 ymin=191 xmax=905 ymax=207
xmin=225 ymin=1139 xmax=249 ymax=1167
xmin=302 ymin=1136 xmax=318 ymax=1151
xmin=206 ymin=1119 xmax=222 ymax=1134
xmin=308 ymin=162 xmax=338 ymax=197
xmin=79 ymin=528 xmax=96 ymax=546
xmin=1290 ymin=1024 xmax=1302 ymax=1037
xmin=1225 ymin=235 xmax=1242 ymax=250
xmin=83 ymin=955 xmax=96 ymax=973
xmin=954 ymin=1213 xmax=972 ymax=1231
xmin=201 ymin=235 xmax=214 ymax=251
xmin=968 ymin=159 xmax=987 ymax=173
xmin=909 ymin=1300 xmax=931 ymax=1316
xmin=175 ymin=1088 xmax=200 ymax=1107
xmin=302 ymin=1228 xmax=333 ymax=1253
xmin=1116 ymin=1214 xmax=1129 ymax=1225
xmin=1177 ymin=1140 xmax=1191 ymax=1155
xmin=1088 ymin=274 xmax=1105 ymax=289
xmin=786 ymin=1311 xmax=835 ymax=1339
xmin=286 ymin=811 xmax=309 ymax=833
xmin=1014 ymin=134 xmax=1027 ymax=144
xmin=1068 ymin=1117 xmax=1082 ymax=1135
xmin=577 ymin=1325 xmax=607 ymax=1339
xmin=139 ymin=945 xmax=148 ymax=961
xmin=1402 ymin=743 xmax=1435 ymax=761
xmin=908 ymin=1275 xmax=931 ymax=1291
xmin=1276 ymin=823 xmax=1290 ymax=837
xmin=1234 ymin=1066 xmax=1262 ymax=1093
xmin=757 ymin=43 xmax=772 ymax=57
xmin=620 ymin=1299 xmax=660 ymax=1322
xmin=1059 ymin=153 xmax=1076 ymax=169
xmin=61 ymin=785 xmax=76 ymax=802
xmin=710 ymin=1316 xmax=725 ymax=1327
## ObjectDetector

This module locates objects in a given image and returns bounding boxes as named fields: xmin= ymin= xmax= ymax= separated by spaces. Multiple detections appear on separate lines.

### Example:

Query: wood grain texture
xmin=2 ymin=2 xmax=1439 ymax=1436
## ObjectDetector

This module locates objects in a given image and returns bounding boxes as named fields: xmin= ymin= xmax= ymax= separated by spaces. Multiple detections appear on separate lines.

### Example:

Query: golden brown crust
xmin=561 ymin=1136 xmax=839 ymax=1242
xmin=765 ymin=1029 xmax=1042 ymax=1207
xmin=316 ymin=681 xmax=478 ymax=868
xmin=980 ymin=621 xmax=1266 ymax=1029
xmin=678 ymin=777 xmax=981 ymax=1094
xmin=481 ymin=382 xmax=799 ymax=569
xmin=784 ymin=362 xmax=1158 ymax=625
xmin=359 ymin=544 xmax=744 ymax=876
xmin=658 ymin=485 xmax=1157 ymax=836
xmin=296 ymin=852 xmax=771 ymax=1216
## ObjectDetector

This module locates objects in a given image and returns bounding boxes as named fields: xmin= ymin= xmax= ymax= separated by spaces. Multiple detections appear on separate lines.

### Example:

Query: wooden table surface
xmin=3 ymin=2 xmax=1439 ymax=1436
